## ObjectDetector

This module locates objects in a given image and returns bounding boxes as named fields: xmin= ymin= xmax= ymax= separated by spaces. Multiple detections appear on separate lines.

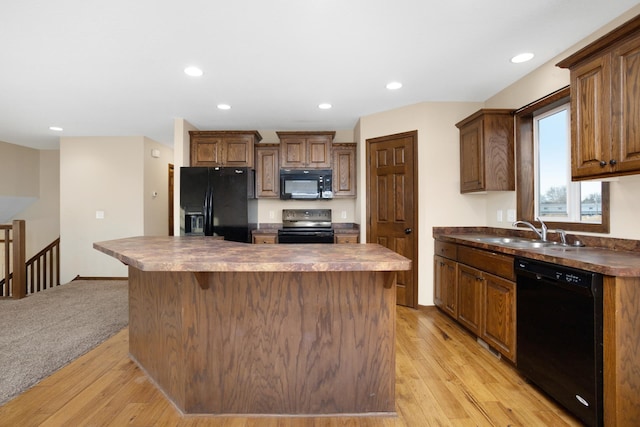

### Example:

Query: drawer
xmin=457 ymin=245 xmax=515 ymax=281
xmin=253 ymin=235 xmax=277 ymax=244
xmin=435 ymin=240 xmax=457 ymax=260
xmin=335 ymin=234 xmax=359 ymax=244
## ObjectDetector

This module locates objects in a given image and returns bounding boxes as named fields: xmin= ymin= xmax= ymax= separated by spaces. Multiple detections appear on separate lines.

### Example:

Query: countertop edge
xmin=94 ymin=238 xmax=410 ymax=273
xmin=433 ymin=229 xmax=640 ymax=277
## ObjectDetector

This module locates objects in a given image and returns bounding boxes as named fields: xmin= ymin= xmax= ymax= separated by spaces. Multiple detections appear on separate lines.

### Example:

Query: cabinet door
xmin=224 ymin=136 xmax=254 ymax=167
xmin=457 ymin=264 xmax=483 ymax=335
xmin=280 ymin=138 xmax=307 ymax=168
xmin=570 ymin=54 xmax=613 ymax=179
xmin=191 ymin=136 xmax=224 ymax=166
xmin=253 ymin=234 xmax=277 ymax=244
xmin=434 ymin=256 xmax=445 ymax=308
xmin=481 ymin=273 xmax=516 ymax=362
xmin=335 ymin=234 xmax=359 ymax=244
xmin=332 ymin=144 xmax=356 ymax=197
xmin=459 ymin=118 xmax=484 ymax=192
xmin=612 ymin=35 xmax=640 ymax=175
xmin=434 ymin=255 xmax=457 ymax=318
xmin=307 ymin=136 xmax=332 ymax=168
xmin=255 ymin=146 xmax=279 ymax=198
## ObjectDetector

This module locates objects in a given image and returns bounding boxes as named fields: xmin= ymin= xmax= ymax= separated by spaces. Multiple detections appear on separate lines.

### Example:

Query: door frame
xmin=365 ymin=130 xmax=419 ymax=308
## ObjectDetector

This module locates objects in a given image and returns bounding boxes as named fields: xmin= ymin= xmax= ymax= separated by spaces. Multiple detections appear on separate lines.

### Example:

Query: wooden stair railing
xmin=1 ymin=220 xmax=60 ymax=298
xmin=1 ymin=220 xmax=25 ymax=299
xmin=26 ymin=237 xmax=60 ymax=294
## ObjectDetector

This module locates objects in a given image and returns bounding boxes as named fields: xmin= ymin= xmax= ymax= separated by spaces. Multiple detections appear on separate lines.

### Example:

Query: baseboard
xmin=416 ymin=304 xmax=437 ymax=312
xmin=72 ymin=276 xmax=128 ymax=281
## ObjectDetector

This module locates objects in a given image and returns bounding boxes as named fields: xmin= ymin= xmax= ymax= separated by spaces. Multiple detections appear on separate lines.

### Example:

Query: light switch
xmin=497 ymin=210 xmax=503 ymax=222
xmin=96 ymin=210 xmax=105 ymax=219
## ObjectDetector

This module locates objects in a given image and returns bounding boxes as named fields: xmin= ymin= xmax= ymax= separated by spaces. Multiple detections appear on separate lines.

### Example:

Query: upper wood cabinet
xmin=190 ymin=131 xmax=262 ymax=167
xmin=277 ymin=131 xmax=335 ymax=169
xmin=255 ymin=144 xmax=280 ymax=198
xmin=455 ymin=109 xmax=515 ymax=193
xmin=332 ymin=143 xmax=357 ymax=198
xmin=557 ymin=15 xmax=640 ymax=180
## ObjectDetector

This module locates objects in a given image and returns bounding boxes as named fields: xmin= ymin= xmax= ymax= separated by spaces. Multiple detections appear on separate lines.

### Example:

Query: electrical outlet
xmin=269 ymin=210 xmax=275 ymax=219
xmin=507 ymin=209 xmax=516 ymax=222
xmin=96 ymin=210 xmax=105 ymax=219
xmin=497 ymin=210 xmax=503 ymax=222
xmin=341 ymin=210 xmax=347 ymax=219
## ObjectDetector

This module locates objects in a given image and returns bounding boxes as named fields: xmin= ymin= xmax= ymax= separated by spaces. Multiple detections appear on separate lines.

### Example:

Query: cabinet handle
xmin=599 ymin=160 xmax=607 ymax=167
xmin=609 ymin=159 xmax=617 ymax=166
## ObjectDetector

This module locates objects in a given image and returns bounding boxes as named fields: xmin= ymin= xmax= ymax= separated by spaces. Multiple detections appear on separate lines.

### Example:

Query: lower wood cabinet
xmin=457 ymin=264 xmax=483 ymax=336
xmin=433 ymin=240 xmax=516 ymax=362
xmin=334 ymin=234 xmax=359 ymax=244
xmin=253 ymin=233 xmax=359 ymax=244
xmin=434 ymin=255 xmax=457 ymax=318
xmin=482 ymin=273 xmax=516 ymax=361
xmin=253 ymin=233 xmax=277 ymax=244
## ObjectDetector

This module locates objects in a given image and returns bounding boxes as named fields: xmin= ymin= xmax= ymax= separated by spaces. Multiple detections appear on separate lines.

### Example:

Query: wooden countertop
xmin=94 ymin=236 xmax=410 ymax=272
xmin=434 ymin=227 xmax=640 ymax=277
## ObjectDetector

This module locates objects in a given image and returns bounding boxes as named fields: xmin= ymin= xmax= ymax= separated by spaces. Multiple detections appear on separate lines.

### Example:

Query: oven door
xmin=277 ymin=229 xmax=334 ymax=244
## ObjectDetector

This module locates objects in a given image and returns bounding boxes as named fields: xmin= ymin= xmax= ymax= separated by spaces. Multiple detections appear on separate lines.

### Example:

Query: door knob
xmin=404 ymin=228 xmax=412 ymax=234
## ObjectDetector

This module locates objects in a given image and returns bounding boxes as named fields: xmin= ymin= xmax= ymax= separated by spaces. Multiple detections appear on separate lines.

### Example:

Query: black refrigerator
xmin=180 ymin=167 xmax=257 ymax=243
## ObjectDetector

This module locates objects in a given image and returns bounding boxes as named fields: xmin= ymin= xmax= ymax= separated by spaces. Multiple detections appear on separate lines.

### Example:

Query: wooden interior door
xmin=367 ymin=131 xmax=418 ymax=307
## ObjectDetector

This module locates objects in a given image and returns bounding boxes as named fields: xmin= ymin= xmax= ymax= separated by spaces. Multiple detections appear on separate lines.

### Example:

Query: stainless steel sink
xmin=472 ymin=236 xmax=562 ymax=249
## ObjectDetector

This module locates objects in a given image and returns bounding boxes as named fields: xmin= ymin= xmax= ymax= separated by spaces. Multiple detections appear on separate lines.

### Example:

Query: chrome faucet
xmin=556 ymin=229 xmax=567 ymax=245
xmin=512 ymin=217 xmax=548 ymax=241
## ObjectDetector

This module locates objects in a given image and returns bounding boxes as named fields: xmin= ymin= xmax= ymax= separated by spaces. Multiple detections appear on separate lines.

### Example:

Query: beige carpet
xmin=0 ymin=279 xmax=128 ymax=405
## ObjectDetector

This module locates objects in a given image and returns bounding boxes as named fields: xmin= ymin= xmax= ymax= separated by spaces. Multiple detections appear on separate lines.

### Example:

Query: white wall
xmin=483 ymin=3 xmax=640 ymax=240
xmin=172 ymin=123 xmax=359 ymax=232
xmin=60 ymin=136 xmax=145 ymax=282
xmin=0 ymin=144 xmax=60 ymax=262
xmin=357 ymin=102 xmax=485 ymax=306
xmin=143 ymin=137 xmax=173 ymax=236
xmin=0 ymin=141 xmax=39 ymax=223
xmin=355 ymin=5 xmax=640 ymax=307
xmin=172 ymin=118 xmax=198 ymax=236
xmin=15 ymin=150 xmax=61 ymax=256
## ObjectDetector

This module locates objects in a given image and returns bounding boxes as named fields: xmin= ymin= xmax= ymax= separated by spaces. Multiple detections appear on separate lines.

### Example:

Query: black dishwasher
xmin=515 ymin=258 xmax=603 ymax=427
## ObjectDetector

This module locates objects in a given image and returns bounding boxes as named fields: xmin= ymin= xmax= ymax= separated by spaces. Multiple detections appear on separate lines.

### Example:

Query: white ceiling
xmin=1 ymin=0 xmax=639 ymax=150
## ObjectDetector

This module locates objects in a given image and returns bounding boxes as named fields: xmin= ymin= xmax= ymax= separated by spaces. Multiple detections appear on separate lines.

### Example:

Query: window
xmin=534 ymin=103 xmax=603 ymax=223
xmin=516 ymin=86 xmax=609 ymax=233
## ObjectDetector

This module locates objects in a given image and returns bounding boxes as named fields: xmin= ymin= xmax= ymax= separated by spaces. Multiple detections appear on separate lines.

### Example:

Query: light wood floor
xmin=0 ymin=306 xmax=582 ymax=427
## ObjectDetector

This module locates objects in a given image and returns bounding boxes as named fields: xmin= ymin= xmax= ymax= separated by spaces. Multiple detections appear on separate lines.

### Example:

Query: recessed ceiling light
xmin=49 ymin=126 xmax=63 ymax=131
xmin=511 ymin=53 xmax=534 ymax=63
xmin=184 ymin=66 xmax=203 ymax=77
xmin=318 ymin=103 xmax=332 ymax=110
xmin=386 ymin=81 xmax=403 ymax=90
xmin=217 ymin=104 xmax=231 ymax=110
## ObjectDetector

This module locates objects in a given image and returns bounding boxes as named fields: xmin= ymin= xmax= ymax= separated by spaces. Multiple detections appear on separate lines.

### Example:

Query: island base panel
xmin=128 ymin=267 xmax=397 ymax=415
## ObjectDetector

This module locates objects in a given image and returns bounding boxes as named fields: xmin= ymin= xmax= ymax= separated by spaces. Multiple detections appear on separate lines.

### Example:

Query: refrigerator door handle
xmin=203 ymin=186 xmax=214 ymax=236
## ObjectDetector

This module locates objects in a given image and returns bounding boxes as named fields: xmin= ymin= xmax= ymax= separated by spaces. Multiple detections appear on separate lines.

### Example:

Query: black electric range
xmin=277 ymin=209 xmax=334 ymax=244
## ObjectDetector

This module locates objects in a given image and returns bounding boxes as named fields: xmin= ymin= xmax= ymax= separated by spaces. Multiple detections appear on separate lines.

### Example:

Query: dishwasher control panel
xmin=514 ymin=258 xmax=597 ymax=288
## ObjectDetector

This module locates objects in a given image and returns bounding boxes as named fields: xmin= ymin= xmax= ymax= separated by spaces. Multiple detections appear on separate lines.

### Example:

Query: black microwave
xmin=280 ymin=169 xmax=333 ymax=200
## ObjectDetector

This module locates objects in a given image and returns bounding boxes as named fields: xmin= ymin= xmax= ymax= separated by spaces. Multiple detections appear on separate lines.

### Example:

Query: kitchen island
xmin=94 ymin=236 xmax=411 ymax=416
